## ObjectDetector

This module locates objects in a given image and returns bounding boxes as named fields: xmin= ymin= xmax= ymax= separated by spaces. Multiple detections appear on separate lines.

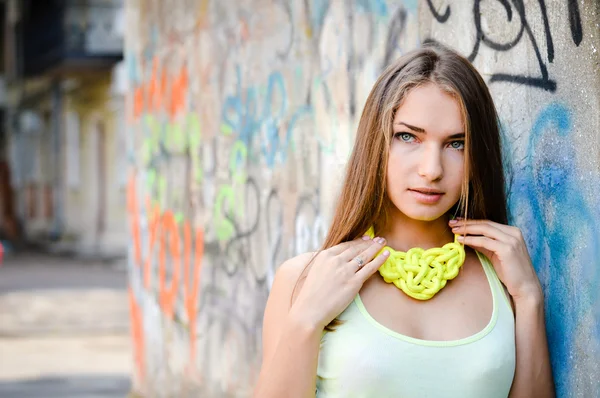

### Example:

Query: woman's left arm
xmin=449 ymin=218 xmax=555 ymax=398
xmin=510 ymin=291 xmax=554 ymax=398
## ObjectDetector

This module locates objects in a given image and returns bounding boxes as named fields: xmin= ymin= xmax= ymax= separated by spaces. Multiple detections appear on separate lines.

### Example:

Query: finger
xmin=451 ymin=219 xmax=520 ymax=238
xmin=456 ymin=235 xmax=505 ymax=254
xmin=327 ymin=236 xmax=371 ymax=255
xmin=340 ymin=236 xmax=385 ymax=262
xmin=464 ymin=220 xmax=523 ymax=240
xmin=356 ymin=237 xmax=388 ymax=266
xmin=355 ymin=248 xmax=390 ymax=282
xmin=451 ymin=222 xmax=509 ymax=242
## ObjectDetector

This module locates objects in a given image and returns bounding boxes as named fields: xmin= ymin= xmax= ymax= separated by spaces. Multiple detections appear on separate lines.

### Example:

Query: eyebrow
xmin=394 ymin=121 xmax=465 ymax=139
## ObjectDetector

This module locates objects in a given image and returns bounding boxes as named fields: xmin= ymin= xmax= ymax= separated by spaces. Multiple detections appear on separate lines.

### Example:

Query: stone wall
xmin=124 ymin=1 xmax=600 ymax=396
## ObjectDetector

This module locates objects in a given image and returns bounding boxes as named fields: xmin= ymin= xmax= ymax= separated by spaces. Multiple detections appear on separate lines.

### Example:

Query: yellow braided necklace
xmin=366 ymin=227 xmax=466 ymax=300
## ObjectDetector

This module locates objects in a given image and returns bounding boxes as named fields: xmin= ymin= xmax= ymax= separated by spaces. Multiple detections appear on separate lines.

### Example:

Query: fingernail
xmin=449 ymin=219 xmax=457 ymax=224
xmin=378 ymin=237 xmax=386 ymax=244
xmin=457 ymin=235 xmax=464 ymax=240
xmin=383 ymin=250 xmax=390 ymax=256
xmin=362 ymin=235 xmax=371 ymax=241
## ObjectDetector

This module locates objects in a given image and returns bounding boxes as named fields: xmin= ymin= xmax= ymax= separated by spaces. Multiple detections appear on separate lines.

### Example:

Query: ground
xmin=0 ymin=252 xmax=132 ymax=397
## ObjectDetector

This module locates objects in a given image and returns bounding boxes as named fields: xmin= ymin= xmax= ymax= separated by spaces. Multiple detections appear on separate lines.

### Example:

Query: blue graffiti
xmin=305 ymin=0 xmax=389 ymax=39
xmin=221 ymin=67 xmax=303 ymax=169
xmin=506 ymin=103 xmax=600 ymax=396
xmin=127 ymin=52 xmax=140 ymax=85
xmin=354 ymin=0 xmax=388 ymax=16
xmin=143 ymin=26 xmax=159 ymax=62
xmin=402 ymin=0 xmax=419 ymax=14
xmin=307 ymin=0 xmax=330 ymax=36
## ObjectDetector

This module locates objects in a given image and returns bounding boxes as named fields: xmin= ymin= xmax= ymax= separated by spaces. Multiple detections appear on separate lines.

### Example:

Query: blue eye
xmin=395 ymin=132 xmax=415 ymax=142
xmin=449 ymin=141 xmax=465 ymax=150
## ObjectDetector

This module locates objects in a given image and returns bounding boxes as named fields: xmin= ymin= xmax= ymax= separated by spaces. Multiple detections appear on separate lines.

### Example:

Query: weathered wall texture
xmin=124 ymin=1 xmax=600 ymax=396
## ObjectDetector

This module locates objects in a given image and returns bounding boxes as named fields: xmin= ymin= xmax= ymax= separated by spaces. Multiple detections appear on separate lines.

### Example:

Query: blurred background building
xmin=1 ymin=0 xmax=126 ymax=258
xmin=0 ymin=2 xmax=130 ymax=396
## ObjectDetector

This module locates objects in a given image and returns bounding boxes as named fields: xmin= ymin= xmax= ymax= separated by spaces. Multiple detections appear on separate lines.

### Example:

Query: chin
xmin=395 ymin=203 xmax=454 ymax=222
xmin=402 ymin=211 xmax=443 ymax=222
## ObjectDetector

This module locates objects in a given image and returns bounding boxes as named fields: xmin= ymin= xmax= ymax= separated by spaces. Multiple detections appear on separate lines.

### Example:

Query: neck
xmin=378 ymin=209 xmax=455 ymax=252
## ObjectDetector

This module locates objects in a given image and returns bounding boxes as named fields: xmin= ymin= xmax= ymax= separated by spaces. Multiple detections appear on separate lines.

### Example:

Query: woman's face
xmin=386 ymin=83 xmax=466 ymax=222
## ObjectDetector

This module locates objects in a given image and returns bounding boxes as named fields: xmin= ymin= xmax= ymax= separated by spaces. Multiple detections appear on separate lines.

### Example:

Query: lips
xmin=410 ymin=188 xmax=444 ymax=195
xmin=408 ymin=188 xmax=445 ymax=204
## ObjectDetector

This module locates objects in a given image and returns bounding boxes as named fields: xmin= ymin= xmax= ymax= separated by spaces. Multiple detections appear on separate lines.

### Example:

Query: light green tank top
xmin=316 ymin=252 xmax=516 ymax=398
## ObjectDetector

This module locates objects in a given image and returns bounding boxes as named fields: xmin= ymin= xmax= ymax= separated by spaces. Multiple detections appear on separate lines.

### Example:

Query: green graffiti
xmin=187 ymin=114 xmax=203 ymax=183
xmin=146 ymin=168 xmax=157 ymax=190
xmin=187 ymin=114 xmax=202 ymax=146
xmin=220 ymin=123 xmax=233 ymax=135
xmin=141 ymin=140 xmax=152 ymax=166
xmin=214 ymin=186 xmax=236 ymax=242
xmin=142 ymin=114 xmax=162 ymax=163
xmin=166 ymin=121 xmax=186 ymax=153
xmin=137 ymin=111 xmax=207 ymax=218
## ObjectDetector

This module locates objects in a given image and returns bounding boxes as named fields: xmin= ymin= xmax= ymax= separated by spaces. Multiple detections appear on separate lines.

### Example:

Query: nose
xmin=418 ymin=144 xmax=444 ymax=181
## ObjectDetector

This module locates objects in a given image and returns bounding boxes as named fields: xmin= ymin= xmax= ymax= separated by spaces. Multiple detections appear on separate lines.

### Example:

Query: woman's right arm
xmin=253 ymin=237 xmax=389 ymax=397
xmin=252 ymin=253 xmax=322 ymax=398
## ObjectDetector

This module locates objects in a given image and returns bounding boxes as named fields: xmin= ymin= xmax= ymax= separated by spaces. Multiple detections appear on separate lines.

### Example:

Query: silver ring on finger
xmin=353 ymin=256 xmax=365 ymax=270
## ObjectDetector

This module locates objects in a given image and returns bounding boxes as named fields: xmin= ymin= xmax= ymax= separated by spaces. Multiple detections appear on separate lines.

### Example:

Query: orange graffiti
xmin=159 ymin=211 xmax=180 ymax=320
xmin=188 ymin=224 xmax=204 ymax=366
xmin=128 ymin=286 xmax=145 ymax=382
xmin=127 ymin=172 xmax=205 ymax=379
xmin=134 ymin=86 xmax=144 ymax=120
xmin=131 ymin=60 xmax=189 ymax=121
xmin=169 ymin=65 xmax=188 ymax=118
xmin=240 ymin=18 xmax=250 ymax=42
xmin=127 ymin=175 xmax=141 ymax=264
xmin=143 ymin=199 xmax=160 ymax=289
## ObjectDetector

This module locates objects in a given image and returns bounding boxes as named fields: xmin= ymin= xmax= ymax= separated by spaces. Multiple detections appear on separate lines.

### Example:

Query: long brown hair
xmin=293 ymin=42 xmax=508 ymax=330
xmin=324 ymin=42 xmax=507 ymax=249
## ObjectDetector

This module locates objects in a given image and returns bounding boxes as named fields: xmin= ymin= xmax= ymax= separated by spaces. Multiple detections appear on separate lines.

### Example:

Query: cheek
xmin=386 ymin=147 xmax=410 ymax=185
xmin=443 ymin=152 xmax=466 ymax=189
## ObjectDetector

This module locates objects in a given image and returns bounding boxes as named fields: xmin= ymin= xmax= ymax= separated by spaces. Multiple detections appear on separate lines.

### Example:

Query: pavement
xmin=0 ymin=251 xmax=133 ymax=398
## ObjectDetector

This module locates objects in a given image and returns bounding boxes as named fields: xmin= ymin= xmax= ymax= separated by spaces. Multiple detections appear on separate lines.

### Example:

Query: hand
xmin=290 ymin=236 xmax=390 ymax=331
xmin=449 ymin=218 xmax=543 ymax=302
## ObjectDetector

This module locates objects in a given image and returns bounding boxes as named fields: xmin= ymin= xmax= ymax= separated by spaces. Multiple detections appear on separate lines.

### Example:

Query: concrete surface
xmin=0 ymin=252 xmax=132 ymax=397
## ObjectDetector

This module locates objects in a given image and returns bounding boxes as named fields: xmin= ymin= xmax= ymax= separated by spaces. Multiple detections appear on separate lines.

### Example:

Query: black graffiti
xmin=474 ymin=0 xmax=556 ymax=91
xmin=426 ymin=0 xmax=450 ymax=23
xmin=383 ymin=6 xmax=408 ymax=67
xmin=221 ymin=177 xmax=262 ymax=279
xmin=426 ymin=0 xmax=584 ymax=92
xmin=275 ymin=0 xmax=294 ymax=60
xmin=567 ymin=0 xmax=582 ymax=46
xmin=196 ymin=175 xmax=323 ymax=393
xmin=265 ymin=188 xmax=283 ymax=277
xmin=197 ymin=267 xmax=266 ymax=392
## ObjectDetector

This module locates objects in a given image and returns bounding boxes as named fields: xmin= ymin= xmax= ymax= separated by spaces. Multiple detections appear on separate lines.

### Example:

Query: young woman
xmin=253 ymin=43 xmax=554 ymax=397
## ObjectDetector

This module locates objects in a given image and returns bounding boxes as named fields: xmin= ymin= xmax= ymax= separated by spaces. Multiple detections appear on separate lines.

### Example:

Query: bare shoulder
xmin=274 ymin=251 xmax=316 ymax=283
xmin=261 ymin=251 xmax=317 ymax=362
xmin=271 ymin=251 xmax=317 ymax=303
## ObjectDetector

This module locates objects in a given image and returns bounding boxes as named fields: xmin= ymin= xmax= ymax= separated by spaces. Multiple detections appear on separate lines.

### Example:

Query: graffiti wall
xmin=124 ymin=0 xmax=600 ymax=396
